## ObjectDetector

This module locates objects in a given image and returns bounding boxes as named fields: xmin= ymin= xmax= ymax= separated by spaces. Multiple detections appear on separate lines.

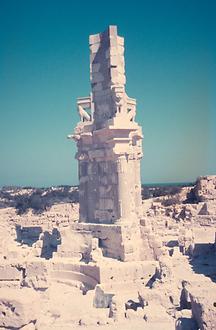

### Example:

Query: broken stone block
xmin=198 ymin=201 xmax=216 ymax=216
xmin=117 ymin=36 xmax=124 ymax=46
xmin=89 ymin=33 xmax=100 ymax=45
xmin=93 ymin=285 xmax=114 ymax=308
xmin=23 ymin=261 xmax=49 ymax=291
xmin=193 ymin=176 xmax=216 ymax=202
xmin=56 ymin=227 xmax=92 ymax=261
xmin=189 ymin=287 xmax=216 ymax=330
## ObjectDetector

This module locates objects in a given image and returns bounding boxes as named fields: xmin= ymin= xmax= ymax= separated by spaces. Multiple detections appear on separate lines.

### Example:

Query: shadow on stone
xmin=189 ymin=243 xmax=216 ymax=283
xmin=175 ymin=317 xmax=199 ymax=330
xmin=40 ymin=228 xmax=61 ymax=259
xmin=15 ymin=225 xmax=61 ymax=259
xmin=15 ymin=225 xmax=42 ymax=246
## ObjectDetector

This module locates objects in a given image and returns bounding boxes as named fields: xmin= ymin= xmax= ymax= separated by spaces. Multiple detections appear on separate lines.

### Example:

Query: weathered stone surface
xmin=189 ymin=282 xmax=216 ymax=330
xmin=0 ymin=288 xmax=38 ymax=328
xmin=0 ymin=263 xmax=21 ymax=281
xmin=198 ymin=201 xmax=216 ymax=215
xmin=55 ymin=227 xmax=92 ymax=261
xmin=24 ymin=261 xmax=49 ymax=291
xmin=93 ymin=285 xmax=114 ymax=308
xmin=108 ymin=295 xmax=125 ymax=321
xmin=143 ymin=303 xmax=171 ymax=322
xmin=68 ymin=25 xmax=144 ymax=262
xmin=193 ymin=176 xmax=216 ymax=202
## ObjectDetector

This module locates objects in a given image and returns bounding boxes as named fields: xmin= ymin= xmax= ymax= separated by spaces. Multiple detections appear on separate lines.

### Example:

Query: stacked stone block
xmin=89 ymin=26 xmax=126 ymax=127
xmin=70 ymin=25 xmax=144 ymax=261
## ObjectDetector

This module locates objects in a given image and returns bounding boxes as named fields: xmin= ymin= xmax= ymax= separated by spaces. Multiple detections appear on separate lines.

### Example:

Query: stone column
xmin=116 ymin=156 xmax=132 ymax=222
xmin=134 ymin=159 xmax=142 ymax=218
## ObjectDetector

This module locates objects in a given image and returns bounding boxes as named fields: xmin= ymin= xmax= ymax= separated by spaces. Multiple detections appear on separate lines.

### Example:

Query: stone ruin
xmin=68 ymin=25 xmax=144 ymax=262
xmin=0 ymin=25 xmax=216 ymax=330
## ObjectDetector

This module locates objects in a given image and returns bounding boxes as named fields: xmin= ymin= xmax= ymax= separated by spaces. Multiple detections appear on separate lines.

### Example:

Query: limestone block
xmin=108 ymin=295 xmax=125 ymax=321
xmin=0 ymin=263 xmax=21 ymax=281
xmin=104 ymin=198 xmax=114 ymax=209
xmin=157 ymin=257 xmax=174 ymax=282
xmin=94 ymin=210 xmax=113 ymax=223
xmin=118 ymin=45 xmax=124 ymax=55
xmin=107 ymin=47 xmax=118 ymax=57
xmin=93 ymin=285 xmax=114 ymax=308
xmin=99 ymin=261 xmax=157 ymax=284
xmin=91 ymin=72 xmax=105 ymax=83
xmin=97 ymin=103 xmax=110 ymax=115
xmin=92 ymin=82 xmax=103 ymax=92
xmin=108 ymin=25 xmax=117 ymax=37
xmin=123 ymin=243 xmax=135 ymax=254
xmin=110 ymin=37 xmax=118 ymax=47
xmin=110 ymin=67 xmax=119 ymax=78
xmin=25 ymin=261 xmax=47 ymax=277
xmin=116 ymin=66 xmax=125 ymax=75
xmin=89 ymin=33 xmax=100 ymax=45
xmin=91 ymin=63 xmax=101 ymax=73
xmin=90 ymin=52 xmax=98 ymax=64
xmin=118 ymin=74 xmax=126 ymax=85
xmin=119 ymin=57 xmax=125 ymax=69
xmin=193 ymin=175 xmax=216 ymax=202
xmin=111 ymin=173 xmax=117 ymax=184
xmin=100 ymin=176 xmax=108 ymax=185
xmin=91 ymin=238 xmax=103 ymax=262
xmin=90 ymin=43 xmax=101 ymax=53
xmin=56 ymin=228 xmax=92 ymax=261
xmin=93 ymin=88 xmax=110 ymax=98
xmin=117 ymin=36 xmax=124 ymax=46
xmin=189 ymin=284 xmax=216 ymax=330
xmin=198 ymin=201 xmax=216 ymax=215
xmin=109 ymin=55 xmax=120 ymax=67
xmin=88 ymin=149 xmax=105 ymax=159
xmin=25 ymin=261 xmax=49 ymax=291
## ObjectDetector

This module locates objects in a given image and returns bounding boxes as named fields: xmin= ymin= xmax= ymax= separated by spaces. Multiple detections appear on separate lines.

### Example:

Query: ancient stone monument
xmin=69 ymin=25 xmax=144 ymax=261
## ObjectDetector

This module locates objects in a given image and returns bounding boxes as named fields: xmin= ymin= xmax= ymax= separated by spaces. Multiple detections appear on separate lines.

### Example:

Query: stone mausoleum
xmin=68 ymin=25 xmax=144 ymax=262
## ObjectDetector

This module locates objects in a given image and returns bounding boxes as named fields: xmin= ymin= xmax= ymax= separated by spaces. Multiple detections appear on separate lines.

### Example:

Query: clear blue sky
xmin=0 ymin=0 xmax=215 ymax=187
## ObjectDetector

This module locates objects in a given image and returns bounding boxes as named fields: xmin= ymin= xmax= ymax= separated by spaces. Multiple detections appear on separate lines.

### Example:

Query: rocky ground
xmin=0 ymin=176 xmax=216 ymax=329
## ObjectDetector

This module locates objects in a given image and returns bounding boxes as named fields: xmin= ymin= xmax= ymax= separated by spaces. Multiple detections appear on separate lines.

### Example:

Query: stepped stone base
xmin=55 ymin=221 xmax=143 ymax=262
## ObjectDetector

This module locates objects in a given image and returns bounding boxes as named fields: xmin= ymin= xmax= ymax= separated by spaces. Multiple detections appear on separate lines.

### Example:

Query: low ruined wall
xmin=186 ymin=281 xmax=216 ymax=330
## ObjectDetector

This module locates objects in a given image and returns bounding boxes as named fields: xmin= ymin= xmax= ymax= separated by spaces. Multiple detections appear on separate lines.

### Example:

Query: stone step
xmin=50 ymin=270 xmax=98 ymax=288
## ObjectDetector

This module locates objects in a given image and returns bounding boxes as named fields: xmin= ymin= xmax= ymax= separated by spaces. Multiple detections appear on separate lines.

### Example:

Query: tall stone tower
xmin=69 ymin=26 xmax=143 ymax=260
